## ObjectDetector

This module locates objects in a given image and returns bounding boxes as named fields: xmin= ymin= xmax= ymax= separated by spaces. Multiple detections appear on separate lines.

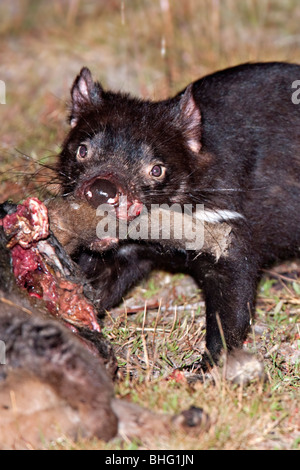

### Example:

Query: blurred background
xmin=1 ymin=5 xmax=299 ymax=451
xmin=1 ymin=0 xmax=300 ymax=200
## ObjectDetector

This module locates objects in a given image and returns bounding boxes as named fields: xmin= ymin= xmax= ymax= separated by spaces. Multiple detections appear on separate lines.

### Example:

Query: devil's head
xmin=59 ymin=67 xmax=202 ymax=221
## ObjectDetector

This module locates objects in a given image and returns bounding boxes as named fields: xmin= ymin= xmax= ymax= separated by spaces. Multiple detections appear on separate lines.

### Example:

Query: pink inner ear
xmin=70 ymin=85 xmax=87 ymax=127
xmin=180 ymin=84 xmax=202 ymax=153
xmin=78 ymin=78 xmax=89 ymax=98
xmin=187 ymin=138 xmax=201 ymax=153
xmin=70 ymin=68 xmax=104 ymax=128
xmin=70 ymin=117 xmax=78 ymax=128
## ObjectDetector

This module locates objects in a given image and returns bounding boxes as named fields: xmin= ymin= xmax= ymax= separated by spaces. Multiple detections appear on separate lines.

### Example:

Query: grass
xmin=0 ymin=0 xmax=299 ymax=450
xmin=49 ymin=269 xmax=299 ymax=450
xmin=103 ymin=270 xmax=299 ymax=450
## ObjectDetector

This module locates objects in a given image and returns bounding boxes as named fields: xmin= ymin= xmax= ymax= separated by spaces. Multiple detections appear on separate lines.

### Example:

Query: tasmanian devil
xmin=57 ymin=62 xmax=300 ymax=367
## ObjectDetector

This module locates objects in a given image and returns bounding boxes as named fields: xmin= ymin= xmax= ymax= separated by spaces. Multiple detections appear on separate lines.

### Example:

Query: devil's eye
xmin=150 ymin=165 xmax=164 ymax=177
xmin=76 ymin=144 xmax=88 ymax=160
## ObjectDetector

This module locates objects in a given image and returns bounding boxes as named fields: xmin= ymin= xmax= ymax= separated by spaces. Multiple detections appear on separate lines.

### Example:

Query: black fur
xmin=58 ymin=62 xmax=300 ymax=365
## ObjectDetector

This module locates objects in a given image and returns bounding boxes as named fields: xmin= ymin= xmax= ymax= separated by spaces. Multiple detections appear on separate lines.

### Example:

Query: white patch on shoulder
xmin=195 ymin=208 xmax=244 ymax=224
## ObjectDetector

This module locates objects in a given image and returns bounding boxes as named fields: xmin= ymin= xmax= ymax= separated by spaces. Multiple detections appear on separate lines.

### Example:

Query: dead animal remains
xmin=0 ymin=198 xmax=209 ymax=449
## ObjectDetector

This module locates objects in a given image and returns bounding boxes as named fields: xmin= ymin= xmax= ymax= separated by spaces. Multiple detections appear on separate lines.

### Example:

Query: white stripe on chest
xmin=195 ymin=208 xmax=244 ymax=224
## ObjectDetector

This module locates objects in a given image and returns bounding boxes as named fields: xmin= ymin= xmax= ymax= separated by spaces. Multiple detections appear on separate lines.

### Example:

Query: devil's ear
xmin=69 ymin=67 xmax=103 ymax=127
xmin=179 ymin=84 xmax=202 ymax=153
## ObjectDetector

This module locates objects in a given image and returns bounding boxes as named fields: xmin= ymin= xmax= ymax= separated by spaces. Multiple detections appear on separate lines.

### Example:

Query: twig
xmin=0 ymin=296 xmax=32 ymax=315
xmin=151 ymin=299 xmax=162 ymax=349
xmin=168 ymin=305 xmax=178 ymax=338
xmin=262 ymin=269 xmax=300 ymax=284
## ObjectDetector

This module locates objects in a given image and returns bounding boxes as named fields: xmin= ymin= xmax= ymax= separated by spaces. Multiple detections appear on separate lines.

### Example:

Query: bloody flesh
xmin=1 ymin=197 xmax=100 ymax=332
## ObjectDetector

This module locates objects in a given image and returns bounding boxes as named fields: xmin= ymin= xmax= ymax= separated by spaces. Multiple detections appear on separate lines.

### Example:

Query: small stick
xmin=0 ymin=296 xmax=32 ymax=315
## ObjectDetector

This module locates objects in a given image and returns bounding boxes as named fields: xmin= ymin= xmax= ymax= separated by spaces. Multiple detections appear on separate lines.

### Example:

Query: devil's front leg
xmin=192 ymin=244 xmax=260 ymax=366
xmin=76 ymin=242 xmax=158 ymax=311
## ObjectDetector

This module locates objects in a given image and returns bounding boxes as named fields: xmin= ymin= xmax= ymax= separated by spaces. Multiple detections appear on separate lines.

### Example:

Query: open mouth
xmin=77 ymin=175 xmax=143 ymax=221
xmin=84 ymin=177 xmax=119 ymax=206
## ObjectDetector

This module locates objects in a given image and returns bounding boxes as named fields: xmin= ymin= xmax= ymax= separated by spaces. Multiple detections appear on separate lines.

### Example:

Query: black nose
xmin=84 ymin=178 xmax=117 ymax=208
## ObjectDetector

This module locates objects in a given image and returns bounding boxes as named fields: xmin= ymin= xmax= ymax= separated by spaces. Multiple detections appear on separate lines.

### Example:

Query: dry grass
xmin=104 ymin=268 xmax=300 ymax=450
xmin=0 ymin=0 xmax=299 ymax=450
xmin=48 ymin=268 xmax=299 ymax=451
